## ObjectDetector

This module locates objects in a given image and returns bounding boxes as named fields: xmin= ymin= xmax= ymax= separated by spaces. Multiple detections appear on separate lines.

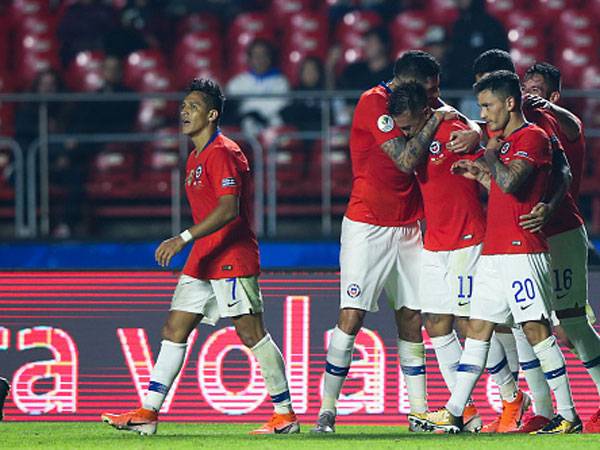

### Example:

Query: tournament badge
xmin=377 ymin=114 xmax=395 ymax=133
xmin=186 ymin=169 xmax=195 ymax=186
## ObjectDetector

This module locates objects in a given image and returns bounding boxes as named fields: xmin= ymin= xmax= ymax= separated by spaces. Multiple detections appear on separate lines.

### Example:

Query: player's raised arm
xmin=524 ymin=94 xmax=581 ymax=142
xmin=383 ymin=83 xmax=455 ymax=174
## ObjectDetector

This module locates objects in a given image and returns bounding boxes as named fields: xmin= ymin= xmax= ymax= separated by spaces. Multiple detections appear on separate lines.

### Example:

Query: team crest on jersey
xmin=500 ymin=142 xmax=511 ymax=154
xmin=377 ymin=114 xmax=395 ymax=133
xmin=195 ymin=166 xmax=203 ymax=179
xmin=347 ymin=283 xmax=361 ymax=298
xmin=429 ymin=140 xmax=442 ymax=155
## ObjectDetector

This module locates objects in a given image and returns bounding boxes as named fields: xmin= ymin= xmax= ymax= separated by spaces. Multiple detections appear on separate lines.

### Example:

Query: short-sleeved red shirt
xmin=182 ymin=130 xmax=260 ymax=280
xmin=345 ymin=83 xmax=423 ymax=226
xmin=416 ymin=119 xmax=486 ymax=251
xmin=483 ymin=123 xmax=552 ymax=255
xmin=524 ymin=107 xmax=584 ymax=236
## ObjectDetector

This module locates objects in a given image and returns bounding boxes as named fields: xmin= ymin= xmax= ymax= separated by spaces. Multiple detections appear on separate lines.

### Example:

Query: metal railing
xmin=0 ymin=89 xmax=599 ymax=239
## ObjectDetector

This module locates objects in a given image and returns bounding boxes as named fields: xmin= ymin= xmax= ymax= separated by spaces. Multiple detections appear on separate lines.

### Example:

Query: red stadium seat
xmin=0 ymin=71 xmax=14 ymax=135
xmin=176 ymin=31 xmax=222 ymax=62
xmin=176 ymin=13 xmax=220 ymax=36
xmin=139 ymin=144 xmax=180 ymax=198
xmin=557 ymin=8 xmax=594 ymax=32
xmin=485 ymin=0 xmax=523 ymax=26
xmin=507 ymin=29 xmax=547 ymax=61
xmin=18 ymin=52 xmax=60 ymax=89
xmin=336 ymin=10 xmax=383 ymax=45
xmin=0 ymin=18 xmax=9 ymax=70
xmin=228 ymin=12 xmax=275 ymax=49
xmin=270 ymin=0 xmax=313 ymax=27
xmin=558 ymin=29 xmax=599 ymax=53
xmin=10 ymin=0 xmax=49 ymax=21
xmin=138 ymin=68 xmax=174 ymax=93
xmin=16 ymin=14 xmax=56 ymax=37
xmin=556 ymin=47 xmax=598 ymax=87
xmin=504 ymin=10 xmax=536 ymax=32
xmin=174 ymin=55 xmax=224 ymax=89
xmin=123 ymin=49 xmax=167 ymax=90
xmin=65 ymin=50 xmax=105 ymax=92
xmin=18 ymin=32 xmax=58 ymax=56
xmin=535 ymin=0 xmax=579 ymax=26
xmin=287 ymin=11 xmax=327 ymax=35
xmin=425 ymin=0 xmax=459 ymax=28
xmin=311 ymin=126 xmax=352 ymax=198
xmin=87 ymin=145 xmax=136 ymax=188
xmin=391 ymin=11 xmax=428 ymax=39
xmin=510 ymin=48 xmax=538 ymax=77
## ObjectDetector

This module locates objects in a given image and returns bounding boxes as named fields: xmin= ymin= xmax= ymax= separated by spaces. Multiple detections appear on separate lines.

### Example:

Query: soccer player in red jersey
xmin=312 ymin=52 xmax=461 ymax=434
xmin=522 ymin=63 xmax=600 ymax=433
xmin=388 ymin=82 xmax=486 ymax=432
xmin=101 ymin=79 xmax=299 ymax=435
xmin=425 ymin=70 xmax=581 ymax=434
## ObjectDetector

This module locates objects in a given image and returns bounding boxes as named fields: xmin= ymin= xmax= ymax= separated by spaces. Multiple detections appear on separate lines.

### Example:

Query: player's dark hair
xmin=393 ymin=50 xmax=440 ymax=82
xmin=388 ymin=81 xmax=428 ymax=117
xmin=472 ymin=49 xmax=515 ymax=77
xmin=525 ymin=62 xmax=561 ymax=93
xmin=473 ymin=70 xmax=522 ymax=107
xmin=187 ymin=78 xmax=225 ymax=122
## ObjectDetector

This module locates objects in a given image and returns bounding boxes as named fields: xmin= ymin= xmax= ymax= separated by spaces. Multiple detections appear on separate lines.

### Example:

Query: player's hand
xmin=448 ymin=129 xmax=480 ymax=153
xmin=451 ymin=159 xmax=480 ymax=180
xmin=519 ymin=202 xmax=552 ymax=233
xmin=155 ymin=236 xmax=186 ymax=268
xmin=434 ymin=105 xmax=459 ymax=121
xmin=523 ymin=93 xmax=550 ymax=111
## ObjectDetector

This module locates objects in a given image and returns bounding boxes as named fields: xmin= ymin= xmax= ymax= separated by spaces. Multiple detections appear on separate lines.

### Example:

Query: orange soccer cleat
xmin=481 ymin=416 xmax=500 ymax=433
xmin=463 ymin=404 xmax=483 ymax=433
xmin=101 ymin=407 xmax=158 ymax=435
xmin=497 ymin=390 xmax=531 ymax=433
xmin=250 ymin=412 xmax=300 ymax=435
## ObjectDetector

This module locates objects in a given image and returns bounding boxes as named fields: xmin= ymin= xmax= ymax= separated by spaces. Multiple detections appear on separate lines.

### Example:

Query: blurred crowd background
xmin=0 ymin=0 xmax=599 ymax=241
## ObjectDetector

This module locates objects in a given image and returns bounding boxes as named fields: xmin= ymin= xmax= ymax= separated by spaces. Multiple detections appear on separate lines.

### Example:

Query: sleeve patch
xmin=377 ymin=114 xmax=395 ymax=133
xmin=515 ymin=151 xmax=530 ymax=158
xmin=221 ymin=177 xmax=237 ymax=187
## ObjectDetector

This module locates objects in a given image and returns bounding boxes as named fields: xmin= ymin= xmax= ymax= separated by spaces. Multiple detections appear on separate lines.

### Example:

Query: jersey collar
xmin=379 ymin=80 xmax=393 ymax=93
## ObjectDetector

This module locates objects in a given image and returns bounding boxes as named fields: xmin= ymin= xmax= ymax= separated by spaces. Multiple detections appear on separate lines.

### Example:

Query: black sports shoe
xmin=0 ymin=377 xmax=10 ymax=421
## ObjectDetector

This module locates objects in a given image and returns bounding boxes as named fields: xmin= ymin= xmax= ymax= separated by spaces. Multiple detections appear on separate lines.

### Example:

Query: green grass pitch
xmin=1 ymin=423 xmax=598 ymax=449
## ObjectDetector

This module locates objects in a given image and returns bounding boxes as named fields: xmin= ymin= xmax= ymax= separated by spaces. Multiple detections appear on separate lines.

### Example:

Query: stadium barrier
xmin=2 ymin=89 xmax=600 ymax=239
xmin=1 ymin=270 xmax=599 ymax=424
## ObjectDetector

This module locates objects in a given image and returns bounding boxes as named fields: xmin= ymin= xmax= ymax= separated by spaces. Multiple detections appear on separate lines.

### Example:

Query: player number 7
xmin=226 ymin=277 xmax=237 ymax=300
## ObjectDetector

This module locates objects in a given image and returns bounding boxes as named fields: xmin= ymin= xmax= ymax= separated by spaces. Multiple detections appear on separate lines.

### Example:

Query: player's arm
xmin=519 ymin=148 xmax=572 ymax=232
xmin=483 ymin=138 xmax=534 ymax=194
xmin=448 ymin=117 xmax=482 ymax=154
xmin=524 ymin=94 xmax=582 ymax=141
xmin=155 ymin=195 xmax=239 ymax=267
xmin=451 ymin=157 xmax=491 ymax=190
xmin=381 ymin=108 xmax=452 ymax=174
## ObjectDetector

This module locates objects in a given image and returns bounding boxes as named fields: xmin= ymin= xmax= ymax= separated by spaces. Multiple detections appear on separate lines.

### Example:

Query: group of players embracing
xmin=99 ymin=48 xmax=600 ymax=437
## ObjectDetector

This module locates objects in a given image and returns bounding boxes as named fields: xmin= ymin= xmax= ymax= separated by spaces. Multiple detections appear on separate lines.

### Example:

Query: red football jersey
xmin=182 ymin=130 xmax=260 ymax=280
xmin=524 ymin=107 xmax=584 ymax=236
xmin=482 ymin=123 xmax=552 ymax=255
xmin=345 ymin=83 xmax=423 ymax=226
xmin=416 ymin=119 xmax=486 ymax=251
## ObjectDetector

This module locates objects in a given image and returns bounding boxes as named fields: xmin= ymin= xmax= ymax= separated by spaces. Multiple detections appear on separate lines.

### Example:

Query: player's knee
xmin=521 ymin=320 xmax=551 ymax=346
xmin=337 ymin=308 xmax=366 ymax=335
xmin=466 ymin=319 xmax=495 ymax=341
xmin=235 ymin=327 xmax=265 ymax=348
xmin=160 ymin=322 xmax=188 ymax=343
xmin=425 ymin=313 xmax=453 ymax=337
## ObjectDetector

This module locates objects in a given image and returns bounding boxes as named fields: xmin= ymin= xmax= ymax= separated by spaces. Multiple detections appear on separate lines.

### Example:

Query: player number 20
xmin=512 ymin=278 xmax=535 ymax=303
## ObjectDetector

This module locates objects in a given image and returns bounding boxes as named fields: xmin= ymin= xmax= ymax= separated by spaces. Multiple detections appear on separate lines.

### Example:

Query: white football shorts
xmin=548 ymin=225 xmax=588 ymax=312
xmin=170 ymin=274 xmax=263 ymax=326
xmin=469 ymin=253 xmax=553 ymax=325
xmin=419 ymin=244 xmax=482 ymax=317
xmin=339 ymin=217 xmax=422 ymax=313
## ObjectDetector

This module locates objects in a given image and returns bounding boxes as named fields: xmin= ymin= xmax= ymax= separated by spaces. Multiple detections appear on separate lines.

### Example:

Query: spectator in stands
xmin=337 ymin=27 xmax=394 ymax=91
xmin=15 ymin=69 xmax=70 ymax=154
xmin=57 ymin=0 xmax=117 ymax=65
xmin=445 ymin=0 xmax=509 ymax=89
xmin=14 ymin=69 xmax=82 ymax=238
xmin=226 ymin=39 xmax=290 ymax=136
xmin=74 ymin=56 xmax=138 ymax=135
xmin=281 ymin=57 xmax=325 ymax=132
xmin=105 ymin=0 xmax=171 ymax=58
